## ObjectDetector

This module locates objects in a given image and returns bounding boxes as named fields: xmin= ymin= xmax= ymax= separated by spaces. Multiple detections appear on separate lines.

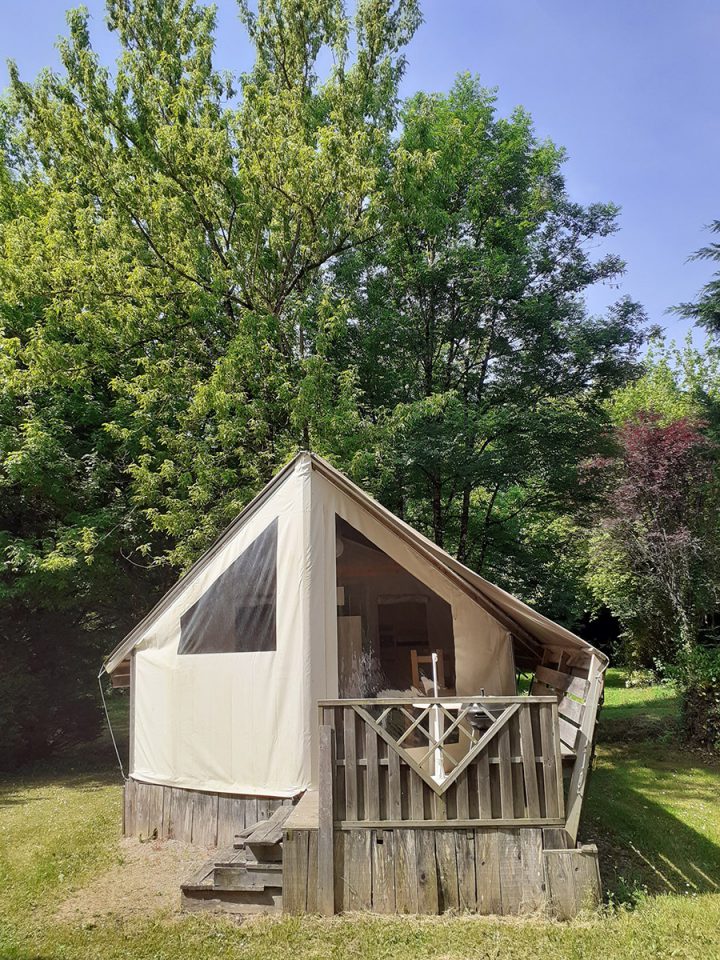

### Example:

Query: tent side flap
xmin=129 ymin=458 xmax=314 ymax=796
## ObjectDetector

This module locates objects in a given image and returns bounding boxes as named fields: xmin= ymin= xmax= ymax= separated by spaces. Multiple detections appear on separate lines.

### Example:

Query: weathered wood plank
xmin=497 ymin=829 xmax=523 ymax=915
xmin=345 ymin=830 xmax=373 ymax=910
xmin=409 ymin=770 xmax=424 ymax=820
xmin=433 ymin=789 xmax=447 ymax=822
xmin=244 ymin=804 xmax=293 ymax=846
xmin=387 ymin=746 xmax=402 ymax=821
xmin=283 ymin=829 xmax=309 ymax=915
xmin=191 ymin=792 xmax=218 ymax=846
xmin=344 ymin=708 xmax=358 ymax=820
xmin=336 ymin=818 xmax=565 ymax=830
xmin=132 ymin=779 xmax=151 ymax=838
xmin=285 ymin=790 xmax=318 ymax=831
xmin=435 ymin=830 xmax=460 ymax=912
xmin=394 ymin=830 xmax=419 ymax=913
xmin=141 ymin=782 xmax=157 ymax=839
xmin=318 ymin=725 xmax=336 ymax=916
xmin=542 ymin=826 xmax=570 ymax=850
xmin=497 ymin=725 xmax=514 ymax=819
xmin=320 ymin=696 xmax=553 ymax=707
xmin=158 ymin=786 xmax=171 ymax=839
xmin=145 ymin=781 xmax=164 ymax=838
xmin=565 ymin=656 xmax=604 ymax=844
xmin=168 ymin=786 xmax=194 ymax=842
xmin=535 ymin=666 xmax=588 ymax=701
xmin=475 ymin=829 xmax=502 ymax=915
xmin=544 ymin=845 xmax=602 ymax=919
xmin=365 ymin=725 xmax=380 ymax=820
xmin=371 ymin=830 xmax=396 ymax=914
xmin=519 ymin=828 xmax=545 ymax=913
xmin=558 ymin=694 xmax=584 ymax=725
xmin=539 ymin=703 xmax=559 ymax=819
xmin=244 ymin=796 xmax=259 ymax=830
xmin=476 ymin=751 xmax=492 ymax=819
xmin=123 ymin=778 xmax=135 ymax=837
xmin=455 ymin=771 xmax=470 ymax=820
xmin=306 ymin=828 xmax=319 ymax=914
xmin=455 ymin=830 xmax=476 ymax=912
xmin=415 ymin=829 xmax=439 ymax=914
xmin=519 ymin=707 xmax=540 ymax=818
xmin=552 ymin=702 xmax=566 ymax=820
xmin=333 ymin=830 xmax=346 ymax=913
xmin=559 ymin=716 xmax=580 ymax=753
xmin=217 ymin=796 xmax=245 ymax=846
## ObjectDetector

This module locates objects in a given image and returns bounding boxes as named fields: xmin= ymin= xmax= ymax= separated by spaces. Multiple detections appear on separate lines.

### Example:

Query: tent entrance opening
xmin=334 ymin=515 xmax=456 ymax=697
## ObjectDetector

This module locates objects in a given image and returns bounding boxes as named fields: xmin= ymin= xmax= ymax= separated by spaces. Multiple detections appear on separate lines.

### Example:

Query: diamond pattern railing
xmin=319 ymin=696 xmax=566 ymax=825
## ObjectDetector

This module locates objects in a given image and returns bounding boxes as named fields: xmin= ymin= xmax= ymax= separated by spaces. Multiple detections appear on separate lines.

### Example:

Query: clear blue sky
xmin=3 ymin=0 xmax=719 ymax=342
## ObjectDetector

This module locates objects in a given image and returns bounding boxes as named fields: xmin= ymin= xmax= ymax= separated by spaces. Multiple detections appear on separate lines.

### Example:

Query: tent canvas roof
xmin=103 ymin=451 xmax=605 ymax=675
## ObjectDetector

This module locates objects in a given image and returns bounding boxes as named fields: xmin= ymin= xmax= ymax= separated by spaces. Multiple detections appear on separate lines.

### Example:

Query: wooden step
xmin=181 ymin=843 xmax=286 ymax=915
xmin=213 ymin=862 xmax=282 ymax=890
xmin=234 ymin=805 xmax=293 ymax=862
xmin=181 ymin=806 xmax=297 ymax=916
xmin=236 ymin=804 xmax=294 ymax=847
xmin=181 ymin=885 xmax=282 ymax=915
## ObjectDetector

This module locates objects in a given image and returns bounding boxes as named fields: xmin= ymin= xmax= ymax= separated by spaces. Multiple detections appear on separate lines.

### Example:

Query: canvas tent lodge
xmin=103 ymin=452 xmax=606 ymax=919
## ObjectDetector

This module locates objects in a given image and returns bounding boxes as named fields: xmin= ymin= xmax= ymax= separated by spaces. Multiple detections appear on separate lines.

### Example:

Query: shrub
xmin=668 ymin=646 xmax=720 ymax=753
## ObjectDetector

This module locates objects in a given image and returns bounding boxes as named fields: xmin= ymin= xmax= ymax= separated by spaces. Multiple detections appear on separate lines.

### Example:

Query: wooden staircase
xmin=181 ymin=805 xmax=293 ymax=914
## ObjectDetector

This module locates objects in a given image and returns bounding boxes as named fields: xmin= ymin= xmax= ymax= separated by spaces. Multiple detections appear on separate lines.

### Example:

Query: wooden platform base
xmin=123 ymin=777 xmax=295 ymax=846
xmin=284 ymin=819 xmax=601 ymax=919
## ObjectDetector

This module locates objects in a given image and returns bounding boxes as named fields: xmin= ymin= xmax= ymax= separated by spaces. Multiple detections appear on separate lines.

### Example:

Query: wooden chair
xmin=411 ymin=649 xmax=445 ymax=692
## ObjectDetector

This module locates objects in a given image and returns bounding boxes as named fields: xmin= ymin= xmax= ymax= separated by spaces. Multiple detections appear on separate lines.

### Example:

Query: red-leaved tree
xmin=587 ymin=413 xmax=720 ymax=664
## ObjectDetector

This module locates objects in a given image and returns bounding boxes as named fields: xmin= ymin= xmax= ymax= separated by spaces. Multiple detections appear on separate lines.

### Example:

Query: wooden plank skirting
xmin=283 ymin=823 xmax=601 ymax=918
xmin=123 ymin=777 xmax=294 ymax=846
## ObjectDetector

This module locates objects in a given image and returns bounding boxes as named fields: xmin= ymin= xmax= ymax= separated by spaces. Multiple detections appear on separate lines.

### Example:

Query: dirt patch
xmin=55 ymin=836 xmax=210 ymax=923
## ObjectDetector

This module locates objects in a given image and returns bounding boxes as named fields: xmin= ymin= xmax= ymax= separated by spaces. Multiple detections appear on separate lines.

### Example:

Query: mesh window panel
xmin=178 ymin=519 xmax=277 ymax=654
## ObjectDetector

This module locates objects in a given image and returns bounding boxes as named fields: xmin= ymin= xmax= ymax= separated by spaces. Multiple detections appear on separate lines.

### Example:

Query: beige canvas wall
xmin=131 ymin=461 xmax=313 ymax=797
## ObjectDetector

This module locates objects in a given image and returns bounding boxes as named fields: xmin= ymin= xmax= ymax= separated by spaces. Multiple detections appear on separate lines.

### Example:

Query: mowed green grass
xmin=601 ymin=667 xmax=679 ymax=725
xmin=1 ymin=679 xmax=719 ymax=960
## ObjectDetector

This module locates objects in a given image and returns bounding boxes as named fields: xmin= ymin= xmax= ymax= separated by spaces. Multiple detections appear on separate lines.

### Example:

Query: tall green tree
xmin=0 ymin=0 xmax=418 ymax=763
xmin=335 ymin=76 xmax=645 ymax=615
xmin=2 ymin=0 xmax=419 ymax=581
xmin=676 ymin=221 xmax=720 ymax=334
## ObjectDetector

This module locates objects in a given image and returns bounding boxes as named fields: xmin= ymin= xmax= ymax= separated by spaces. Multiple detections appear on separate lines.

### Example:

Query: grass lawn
xmin=600 ymin=667 xmax=679 ymax=728
xmin=1 ymin=676 xmax=719 ymax=960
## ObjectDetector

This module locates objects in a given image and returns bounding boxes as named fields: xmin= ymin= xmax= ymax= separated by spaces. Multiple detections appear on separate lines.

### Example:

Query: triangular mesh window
xmin=178 ymin=519 xmax=277 ymax=654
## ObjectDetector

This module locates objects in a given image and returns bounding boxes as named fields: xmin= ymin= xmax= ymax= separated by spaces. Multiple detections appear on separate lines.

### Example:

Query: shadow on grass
xmin=0 ymin=768 xmax=122 ymax=807
xmin=585 ymin=743 xmax=720 ymax=902
xmin=600 ymin=675 xmax=680 ymax=743
xmin=0 ymin=696 xmax=129 ymax=806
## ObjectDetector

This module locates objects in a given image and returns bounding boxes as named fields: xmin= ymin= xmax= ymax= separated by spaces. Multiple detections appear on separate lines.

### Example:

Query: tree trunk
xmin=432 ymin=477 xmax=444 ymax=549
xmin=457 ymin=484 xmax=471 ymax=563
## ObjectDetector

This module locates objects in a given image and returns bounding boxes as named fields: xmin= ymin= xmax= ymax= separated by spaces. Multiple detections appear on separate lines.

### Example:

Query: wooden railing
xmin=318 ymin=696 xmax=565 ymax=828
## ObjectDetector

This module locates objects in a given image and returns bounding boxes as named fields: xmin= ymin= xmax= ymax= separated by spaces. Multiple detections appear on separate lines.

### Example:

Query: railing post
xmin=317 ymin=724 xmax=336 ymax=916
